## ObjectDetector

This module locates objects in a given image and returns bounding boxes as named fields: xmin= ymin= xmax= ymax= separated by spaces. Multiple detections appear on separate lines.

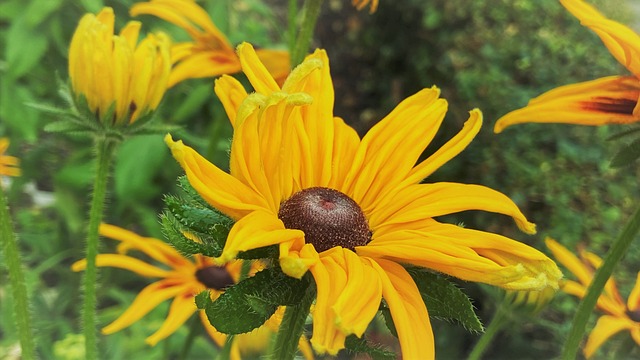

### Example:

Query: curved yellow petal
xmin=145 ymin=292 xmax=198 ymax=346
xmin=237 ymin=43 xmax=280 ymax=94
xmin=165 ymin=134 xmax=270 ymax=219
xmin=367 ymin=258 xmax=434 ymax=359
xmin=628 ymin=272 xmax=640 ymax=311
xmin=167 ymin=50 xmax=240 ymax=88
xmin=280 ymin=242 xmax=319 ymax=279
xmin=216 ymin=210 xmax=304 ymax=265
xmin=352 ymin=0 xmax=379 ymax=13
xmin=255 ymin=48 xmax=291 ymax=86
xmin=215 ymin=75 xmax=249 ymax=128
xmin=494 ymin=76 xmax=640 ymax=133
xmin=327 ymin=117 xmax=361 ymax=189
xmin=369 ymin=182 xmax=536 ymax=234
xmin=102 ymin=280 xmax=191 ymax=335
xmin=71 ymin=254 xmax=171 ymax=278
xmin=546 ymin=238 xmax=594 ymax=288
xmin=583 ymin=315 xmax=635 ymax=358
xmin=562 ymin=280 xmax=626 ymax=316
xmin=199 ymin=309 xmax=226 ymax=347
xmin=343 ymin=87 xmax=448 ymax=212
xmin=580 ymin=249 xmax=626 ymax=307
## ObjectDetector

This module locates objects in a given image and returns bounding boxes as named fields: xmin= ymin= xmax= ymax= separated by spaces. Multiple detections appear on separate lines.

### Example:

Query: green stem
xmin=270 ymin=285 xmax=315 ymax=360
xmin=287 ymin=0 xmax=298 ymax=55
xmin=562 ymin=205 xmax=640 ymax=360
xmin=468 ymin=299 xmax=510 ymax=360
xmin=1 ymin=185 xmax=36 ymax=359
xmin=178 ymin=315 xmax=201 ymax=360
xmin=290 ymin=0 xmax=324 ymax=67
xmin=82 ymin=136 xmax=117 ymax=360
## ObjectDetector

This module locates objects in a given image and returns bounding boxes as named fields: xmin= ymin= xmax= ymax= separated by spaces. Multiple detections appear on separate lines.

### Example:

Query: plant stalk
xmin=1 ymin=185 xmax=36 ymax=359
xmin=270 ymin=286 xmax=315 ymax=360
xmin=561 ymin=205 xmax=640 ymax=359
xmin=290 ymin=0 xmax=324 ymax=67
xmin=82 ymin=136 xmax=117 ymax=359
xmin=468 ymin=299 xmax=510 ymax=360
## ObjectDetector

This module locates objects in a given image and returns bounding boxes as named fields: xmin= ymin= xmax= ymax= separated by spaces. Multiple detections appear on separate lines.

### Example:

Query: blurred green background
xmin=1 ymin=0 xmax=639 ymax=358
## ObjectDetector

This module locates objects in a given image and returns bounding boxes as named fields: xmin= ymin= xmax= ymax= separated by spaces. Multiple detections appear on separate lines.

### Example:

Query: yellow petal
xmin=255 ymin=48 xmax=291 ymax=86
xmin=628 ymin=272 xmax=640 ymax=311
xmin=563 ymin=280 xmax=626 ymax=316
xmin=494 ymin=76 xmax=640 ymax=133
xmin=102 ymin=280 xmax=191 ymax=335
xmin=237 ymin=43 xmax=280 ymax=94
xmin=216 ymin=210 xmax=304 ymax=265
xmin=146 ymin=292 xmax=198 ymax=346
xmin=198 ymin=309 xmax=227 ymax=347
xmin=343 ymin=87 xmax=448 ymax=212
xmin=280 ymin=242 xmax=319 ymax=279
xmin=366 ymin=258 xmax=434 ymax=359
xmin=165 ymin=134 xmax=270 ymax=219
xmin=545 ymin=238 xmax=594 ymax=288
xmin=583 ymin=315 xmax=635 ymax=358
xmin=370 ymin=182 xmax=535 ymax=234
xmin=214 ymin=75 xmax=249 ymax=128
xmin=71 ymin=254 xmax=171 ymax=278
xmin=327 ymin=117 xmax=361 ymax=189
xmin=168 ymin=50 xmax=241 ymax=88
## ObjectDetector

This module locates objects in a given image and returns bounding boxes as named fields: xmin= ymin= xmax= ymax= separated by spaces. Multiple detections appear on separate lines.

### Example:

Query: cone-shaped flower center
xmin=195 ymin=265 xmax=235 ymax=290
xmin=278 ymin=187 xmax=371 ymax=253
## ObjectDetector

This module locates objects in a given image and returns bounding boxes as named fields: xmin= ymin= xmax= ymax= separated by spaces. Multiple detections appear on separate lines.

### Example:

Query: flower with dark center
xmin=547 ymin=239 xmax=640 ymax=358
xmin=167 ymin=42 xmax=562 ymax=358
xmin=195 ymin=265 xmax=236 ymax=290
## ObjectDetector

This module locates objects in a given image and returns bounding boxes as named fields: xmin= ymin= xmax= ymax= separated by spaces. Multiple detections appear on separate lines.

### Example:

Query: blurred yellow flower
xmin=494 ymin=0 xmax=640 ymax=132
xmin=0 ymin=138 xmax=20 ymax=177
xmin=130 ymin=0 xmax=290 ymax=88
xmin=546 ymin=238 xmax=640 ymax=358
xmin=352 ymin=0 xmax=378 ymax=13
xmin=166 ymin=42 xmax=562 ymax=358
xmin=68 ymin=7 xmax=171 ymax=126
xmin=72 ymin=224 xmax=312 ymax=359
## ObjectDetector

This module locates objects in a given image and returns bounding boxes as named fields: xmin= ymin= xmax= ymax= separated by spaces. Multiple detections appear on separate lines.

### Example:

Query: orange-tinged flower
xmin=165 ymin=42 xmax=562 ymax=358
xmin=352 ymin=0 xmax=378 ymax=13
xmin=0 ymin=138 xmax=20 ymax=177
xmin=546 ymin=238 xmax=640 ymax=358
xmin=71 ymin=224 xmax=312 ymax=359
xmin=130 ymin=0 xmax=290 ymax=88
xmin=68 ymin=7 xmax=171 ymax=125
xmin=494 ymin=0 xmax=640 ymax=133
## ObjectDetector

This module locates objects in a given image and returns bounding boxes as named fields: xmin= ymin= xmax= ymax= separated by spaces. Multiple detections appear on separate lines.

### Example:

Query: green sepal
xmin=204 ymin=268 xmax=311 ymax=335
xmin=407 ymin=268 xmax=484 ymax=333
xmin=178 ymin=176 xmax=213 ymax=209
xmin=611 ymin=137 xmax=640 ymax=168
xmin=160 ymin=212 xmax=222 ymax=257
xmin=195 ymin=290 xmax=211 ymax=310
xmin=344 ymin=335 xmax=396 ymax=360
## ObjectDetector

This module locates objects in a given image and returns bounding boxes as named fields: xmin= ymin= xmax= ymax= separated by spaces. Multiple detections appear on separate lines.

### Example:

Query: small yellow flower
xmin=352 ymin=0 xmax=379 ymax=13
xmin=0 ymin=138 xmax=20 ymax=177
xmin=494 ymin=0 xmax=640 ymax=132
xmin=71 ymin=224 xmax=312 ymax=359
xmin=546 ymin=238 xmax=640 ymax=358
xmin=130 ymin=0 xmax=290 ymax=88
xmin=68 ymin=7 xmax=171 ymax=126
xmin=166 ymin=42 xmax=562 ymax=358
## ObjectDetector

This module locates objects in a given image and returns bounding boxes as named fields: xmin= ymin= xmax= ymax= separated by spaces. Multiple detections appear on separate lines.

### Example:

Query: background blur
xmin=1 ymin=0 xmax=639 ymax=358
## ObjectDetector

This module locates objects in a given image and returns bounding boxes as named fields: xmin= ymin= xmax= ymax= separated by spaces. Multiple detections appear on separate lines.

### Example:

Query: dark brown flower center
xmin=626 ymin=308 xmax=640 ymax=322
xmin=278 ymin=187 xmax=371 ymax=253
xmin=195 ymin=266 xmax=235 ymax=290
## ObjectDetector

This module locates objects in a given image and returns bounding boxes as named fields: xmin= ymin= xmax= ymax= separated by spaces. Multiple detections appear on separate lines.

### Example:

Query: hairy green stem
xmin=468 ymin=299 xmax=510 ymax=360
xmin=1 ymin=185 xmax=36 ymax=359
xmin=82 ymin=136 xmax=117 ymax=359
xmin=290 ymin=0 xmax=324 ymax=67
xmin=562 ymin=205 xmax=640 ymax=359
xmin=270 ymin=286 xmax=315 ymax=360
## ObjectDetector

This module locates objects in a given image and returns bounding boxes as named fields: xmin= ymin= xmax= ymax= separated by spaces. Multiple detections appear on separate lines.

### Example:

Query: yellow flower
xmin=546 ymin=238 xmax=640 ymax=358
xmin=352 ymin=0 xmax=379 ymax=13
xmin=0 ymin=138 xmax=20 ymax=177
xmin=71 ymin=224 xmax=312 ymax=359
xmin=130 ymin=0 xmax=290 ymax=88
xmin=165 ymin=42 xmax=562 ymax=358
xmin=494 ymin=0 xmax=640 ymax=133
xmin=68 ymin=7 xmax=171 ymax=125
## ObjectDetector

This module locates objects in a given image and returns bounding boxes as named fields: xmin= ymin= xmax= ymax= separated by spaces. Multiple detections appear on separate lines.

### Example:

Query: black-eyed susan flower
xmin=72 ymin=224 xmax=312 ymax=359
xmin=0 ymin=138 xmax=20 ymax=177
xmin=547 ymin=238 xmax=640 ymax=358
xmin=68 ymin=7 xmax=171 ymax=126
xmin=494 ymin=0 xmax=640 ymax=132
xmin=165 ymin=42 xmax=562 ymax=358
xmin=352 ymin=0 xmax=378 ymax=13
xmin=130 ymin=0 xmax=290 ymax=88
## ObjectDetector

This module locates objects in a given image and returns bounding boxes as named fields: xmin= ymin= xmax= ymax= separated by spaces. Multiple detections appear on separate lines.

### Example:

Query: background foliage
xmin=1 ymin=0 xmax=639 ymax=358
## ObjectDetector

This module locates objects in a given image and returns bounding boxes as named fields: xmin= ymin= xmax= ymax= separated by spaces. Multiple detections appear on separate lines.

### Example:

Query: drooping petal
xmin=343 ymin=87 xmax=448 ymax=212
xmin=583 ymin=315 xmax=636 ymax=358
xmin=102 ymin=280 xmax=191 ymax=335
xmin=366 ymin=258 xmax=434 ymax=359
xmin=237 ymin=43 xmax=280 ymax=94
xmin=71 ymin=254 xmax=171 ymax=278
xmin=280 ymin=242 xmax=319 ymax=279
xmin=494 ymin=76 xmax=640 ymax=133
xmin=165 ymin=134 xmax=270 ymax=219
xmin=546 ymin=238 xmax=594 ymax=288
xmin=215 ymin=210 xmax=304 ymax=265
xmin=168 ymin=50 xmax=240 ymax=88
xmin=562 ymin=280 xmax=626 ymax=317
xmin=628 ymin=272 xmax=640 ymax=311
xmin=146 ymin=292 xmax=198 ymax=346
xmin=215 ymin=75 xmax=249 ymax=128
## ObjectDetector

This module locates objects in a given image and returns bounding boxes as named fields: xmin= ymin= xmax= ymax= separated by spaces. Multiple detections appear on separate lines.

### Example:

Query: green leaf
xmin=204 ymin=268 xmax=311 ymax=334
xmin=194 ymin=291 xmax=211 ymax=310
xmin=177 ymin=176 xmax=212 ymax=209
xmin=407 ymin=268 xmax=483 ymax=333
xmin=344 ymin=335 xmax=396 ymax=360
xmin=610 ymin=137 xmax=640 ymax=168
xmin=160 ymin=213 xmax=221 ymax=257
xmin=5 ymin=16 xmax=49 ymax=79
xmin=24 ymin=0 xmax=64 ymax=27
xmin=114 ymin=135 xmax=168 ymax=203
xmin=170 ymin=84 xmax=214 ymax=123
xmin=236 ymin=245 xmax=279 ymax=260
xmin=164 ymin=194 xmax=233 ymax=240
xmin=43 ymin=120 xmax=95 ymax=134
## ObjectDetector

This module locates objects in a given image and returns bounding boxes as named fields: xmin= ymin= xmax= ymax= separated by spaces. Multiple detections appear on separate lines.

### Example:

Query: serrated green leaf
xmin=205 ymin=268 xmax=311 ymax=334
xmin=178 ymin=176 xmax=213 ymax=208
xmin=344 ymin=335 xmax=396 ymax=360
xmin=160 ymin=213 xmax=220 ymax=257
xmin=610 ymin=137 xmax=640 ymax=168
xmin=164 ymin=194 xmax=233 ymax=239
xmin=407 ymin=268 xmax=483 ymax=333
